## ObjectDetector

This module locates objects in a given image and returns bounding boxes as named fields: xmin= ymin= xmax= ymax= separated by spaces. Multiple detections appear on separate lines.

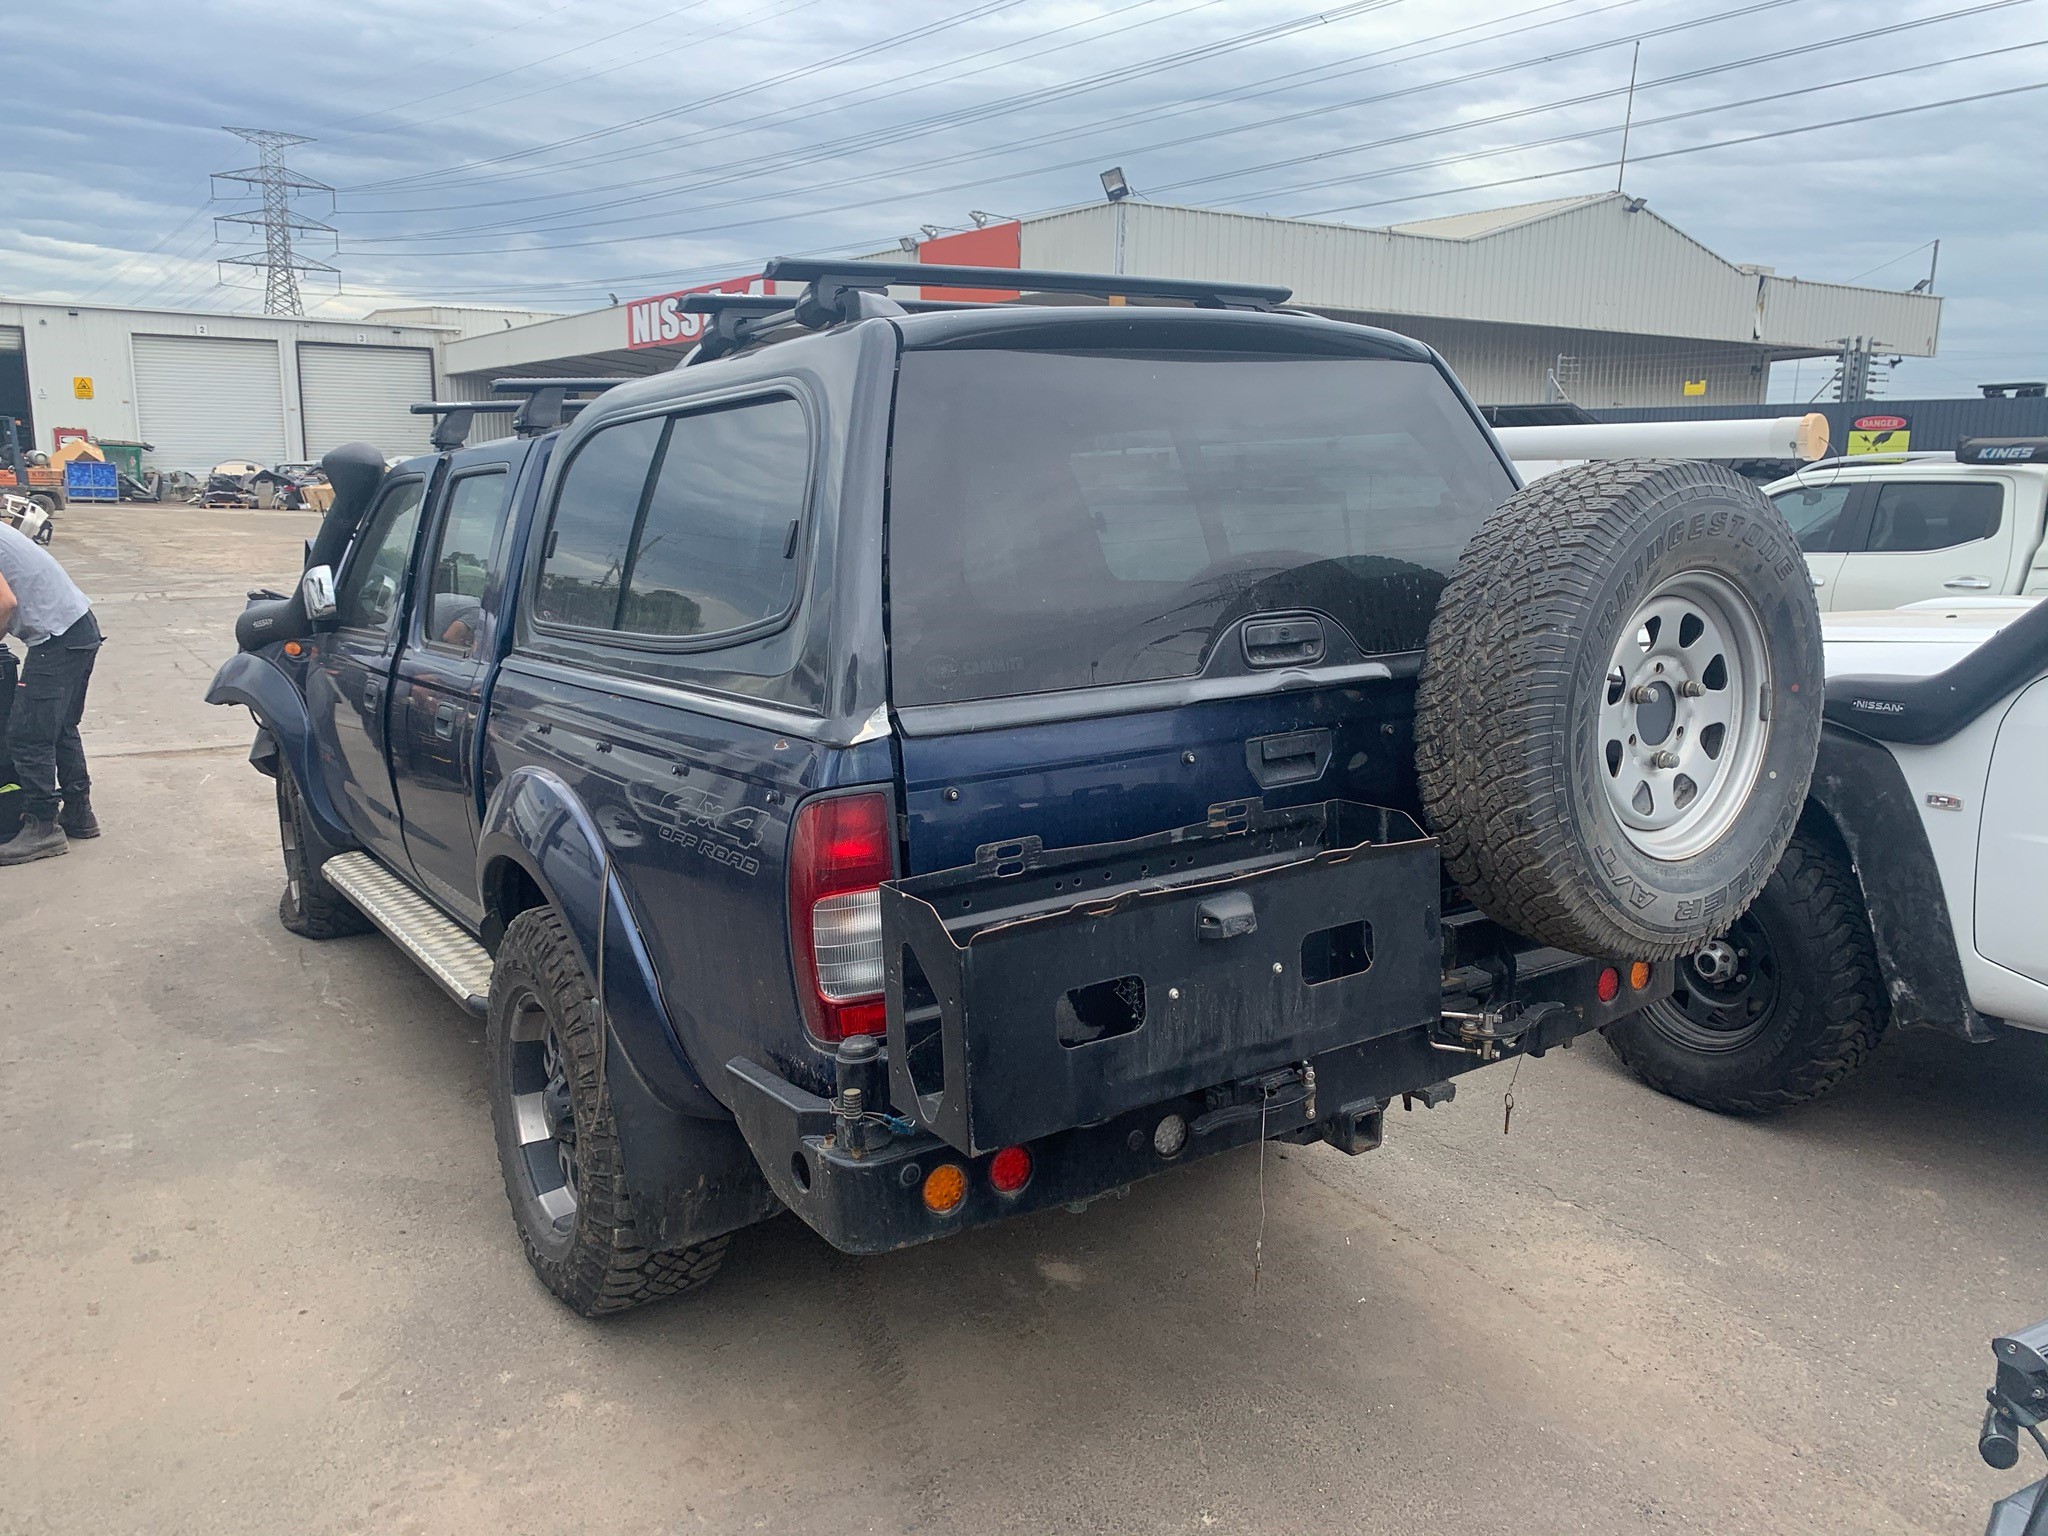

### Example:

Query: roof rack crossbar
xmin=1796 ymin=450 xmax=1957 ymax=472
xmin=488 ymin=377 xmax=638 ymax=394
xmin=760 ymin=256 xmax=1291 ymax=311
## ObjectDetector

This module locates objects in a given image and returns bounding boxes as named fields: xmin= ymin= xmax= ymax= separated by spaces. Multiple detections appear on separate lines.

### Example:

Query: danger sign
xmin=1848 ymin=413 xmax=1910 ymax=455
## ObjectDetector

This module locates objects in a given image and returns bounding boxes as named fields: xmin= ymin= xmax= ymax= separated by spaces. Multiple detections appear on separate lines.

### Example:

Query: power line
xmin=73 ymin=202 xmax=216 ymax=304
xmin=1154 ymin=4 xmax=2033 ymax=201
xmin=340 ymin=0 xmax=1882 ymax=257
xmin=1297 ymin=78 xmax=2048 ymax=218
xmin=343 ymin=49 xmax=2045 ymax=281
xmin=1844 ymin=239 xmax=1940 ymax=284
xmin=348 ymin=0 xmax=1756 ymax=247
xmin=342 ymin=0 xmax=1235 ymax=210
xmin=317 ymin=0 xmax=682 ymax=136
xmin=347 ymin=0 xmax=1037 ymax=190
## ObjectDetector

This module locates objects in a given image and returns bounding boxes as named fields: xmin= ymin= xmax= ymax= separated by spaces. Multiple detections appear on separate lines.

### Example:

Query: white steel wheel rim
xmin=1596 ymin=570 xmax=1770 ymax=862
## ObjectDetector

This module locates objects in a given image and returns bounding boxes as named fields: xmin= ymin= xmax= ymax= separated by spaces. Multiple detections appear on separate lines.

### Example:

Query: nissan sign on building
xmin=626 ymin=276 xmax=774 ymax=350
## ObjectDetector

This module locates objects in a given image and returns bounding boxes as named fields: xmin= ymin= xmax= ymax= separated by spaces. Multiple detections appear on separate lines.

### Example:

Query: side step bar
xmin=321 ymin=852 xmax=494 ymax=1015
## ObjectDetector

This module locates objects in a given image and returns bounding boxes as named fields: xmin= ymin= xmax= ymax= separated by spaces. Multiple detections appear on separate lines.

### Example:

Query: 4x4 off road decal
xmin=626 ymin=781 xmax=766 ymax=877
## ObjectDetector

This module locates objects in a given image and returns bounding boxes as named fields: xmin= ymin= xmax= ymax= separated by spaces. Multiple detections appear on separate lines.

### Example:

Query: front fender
xmin=476 ymin=766 xmax=726 ymax=1119
xmin=205 ymin=650 xmax=354 ymax=852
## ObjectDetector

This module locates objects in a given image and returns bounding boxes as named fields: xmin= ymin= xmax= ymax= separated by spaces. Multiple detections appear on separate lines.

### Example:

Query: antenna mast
xmin=1615 ymin=42 xmax=1642 ymax=193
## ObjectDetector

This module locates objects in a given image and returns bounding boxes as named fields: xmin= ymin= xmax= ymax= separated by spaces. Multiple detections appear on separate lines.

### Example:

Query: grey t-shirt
xmin=0 ymin=522 xmax=91 ymax=645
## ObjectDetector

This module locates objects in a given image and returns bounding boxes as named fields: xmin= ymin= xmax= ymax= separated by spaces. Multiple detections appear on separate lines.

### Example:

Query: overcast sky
xmin=6 ymin=0 xmax=2042 ymax=397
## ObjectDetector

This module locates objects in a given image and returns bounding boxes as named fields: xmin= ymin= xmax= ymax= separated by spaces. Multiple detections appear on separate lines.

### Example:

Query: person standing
xmin=0 ymin=521 xmax=102 ymax=864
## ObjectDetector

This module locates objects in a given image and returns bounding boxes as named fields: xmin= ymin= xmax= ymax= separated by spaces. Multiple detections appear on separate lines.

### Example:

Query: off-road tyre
xmin=1604 ymin=826 xmax=1888 ymax=1113
xmin=1415 ymin=459 xmax=1824 ymax=960
xmin=487 ymin=908 xmax=730 ymax=1317
xmin=276 ymin=771 xmax=371 ymax=939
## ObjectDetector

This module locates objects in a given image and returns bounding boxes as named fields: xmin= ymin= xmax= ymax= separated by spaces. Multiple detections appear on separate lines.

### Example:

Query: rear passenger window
xmin=424 ymin=470 xmax=509 ymax=650
xmin=619 ymin=398 xmax=810 ymax=638
xmin=1864 ymin=482 xmax=2003 ymax=552
xmin=536 ymin=415 xmax=664 ymax=629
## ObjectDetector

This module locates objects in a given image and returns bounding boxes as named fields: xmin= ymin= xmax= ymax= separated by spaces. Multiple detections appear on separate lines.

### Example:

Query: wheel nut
xmin=1629 ymin=684 xmax=1654 ymax=704
xmin=1677 ymin=680 xmax=1704 ymax=697
xmin=1651 ymin=750 xmax=1680 ymax=769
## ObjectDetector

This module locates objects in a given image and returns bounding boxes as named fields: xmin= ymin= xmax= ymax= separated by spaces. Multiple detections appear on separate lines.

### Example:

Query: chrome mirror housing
xmin=300 ymin=564 xmax=338 ymax=621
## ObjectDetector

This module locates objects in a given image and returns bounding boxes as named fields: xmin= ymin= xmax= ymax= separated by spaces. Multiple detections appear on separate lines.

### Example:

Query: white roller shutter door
xmin=298 ymin=343 xmax=434 ymax=459
xmin=132 ymin=335 xmax=288 ymax=474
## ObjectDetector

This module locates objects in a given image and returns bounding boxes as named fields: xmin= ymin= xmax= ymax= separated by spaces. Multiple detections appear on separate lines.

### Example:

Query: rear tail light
xmin=789 ymin=791 xmax=892 ymax=1043
xmin=988 ymin=1145 xmax=1032 ymax=1195
xmin=1596 ymin=966 xmax=1621 ymax=1003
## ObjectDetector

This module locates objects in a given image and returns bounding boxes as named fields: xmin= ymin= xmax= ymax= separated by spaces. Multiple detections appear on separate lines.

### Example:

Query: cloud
xmin=3 ymin=0 xmax=2039 ymax=395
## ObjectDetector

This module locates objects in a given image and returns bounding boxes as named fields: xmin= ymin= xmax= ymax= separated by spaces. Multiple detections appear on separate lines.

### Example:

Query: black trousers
xmin=9 ymin=610 xmax=101 ymax=821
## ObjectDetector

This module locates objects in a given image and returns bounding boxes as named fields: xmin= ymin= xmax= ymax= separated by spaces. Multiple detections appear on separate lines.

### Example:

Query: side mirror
xmin=301 ymin=565 xmax=338 ymax=621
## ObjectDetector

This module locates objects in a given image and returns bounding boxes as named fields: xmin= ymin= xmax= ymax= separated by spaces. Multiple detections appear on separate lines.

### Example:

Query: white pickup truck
xmin=1767 ymin=438 xmax=2048 ymax=610
xmin=1603 ymin=595 xmax=2048 ymax=1111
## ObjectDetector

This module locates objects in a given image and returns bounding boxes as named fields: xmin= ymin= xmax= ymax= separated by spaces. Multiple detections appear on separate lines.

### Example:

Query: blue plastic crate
xmin=64 ymin=459 xmax=118 ymax=501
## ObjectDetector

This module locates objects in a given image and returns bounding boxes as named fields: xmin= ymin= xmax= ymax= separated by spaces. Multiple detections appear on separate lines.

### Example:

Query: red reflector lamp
xmin=1596 ymin=966 xmax=1621 ymax=1004
xmin=988 ymin=1145 xmax=1032 ymax=1195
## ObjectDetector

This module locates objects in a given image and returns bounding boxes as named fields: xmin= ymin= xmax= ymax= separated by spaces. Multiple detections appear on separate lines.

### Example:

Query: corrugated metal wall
xmin=1017 ymin=198 xmax=1940 ymax=356
xmin=1333 ymin=310 xmax=1770 ymax=407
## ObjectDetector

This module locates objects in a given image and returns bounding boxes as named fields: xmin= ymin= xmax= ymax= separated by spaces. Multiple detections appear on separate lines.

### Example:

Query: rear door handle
xmin=1809 ymin=573 xmax=1825 ymax=588
xmin=1241 ymin=616 xmax=1325 ymax=668
xmin=433 ymin=701 xmax=461 ymax=740
xmin=1943 ymin=576 xmax=1993 ymax=590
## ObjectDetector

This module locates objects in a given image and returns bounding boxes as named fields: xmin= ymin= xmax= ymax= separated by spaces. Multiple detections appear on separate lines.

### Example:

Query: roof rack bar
xmin=1795 ymin=450 xmax=1957 ymax=472
xmin=409 ymin=401 xmax=520 ymax=414
xmin=490 ymin=376 xmax=639 ymax=394
xmin=678 ymin=291 xmax=987 ymax=319
xmin=760 ymin=256 xmax=1291 ymax=310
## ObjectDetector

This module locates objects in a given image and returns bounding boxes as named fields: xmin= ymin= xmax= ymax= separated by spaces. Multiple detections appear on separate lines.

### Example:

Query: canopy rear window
xmin=886 ymin=349 xmax=1513 ymax=706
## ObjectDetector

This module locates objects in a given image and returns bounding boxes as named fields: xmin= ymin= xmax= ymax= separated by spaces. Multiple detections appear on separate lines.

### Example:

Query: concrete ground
xmin=3 ymin=501 xmax=2044 ymax=1536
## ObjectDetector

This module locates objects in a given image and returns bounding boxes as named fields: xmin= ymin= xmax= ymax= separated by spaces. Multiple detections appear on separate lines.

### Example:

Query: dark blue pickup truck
xmin=208 ymin=259 xmax=1824 ymax=1316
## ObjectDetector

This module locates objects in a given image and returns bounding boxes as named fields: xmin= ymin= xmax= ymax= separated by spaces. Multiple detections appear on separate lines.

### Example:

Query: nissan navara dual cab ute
xmin=209 ymin=259 xmax=1826 ymax=1317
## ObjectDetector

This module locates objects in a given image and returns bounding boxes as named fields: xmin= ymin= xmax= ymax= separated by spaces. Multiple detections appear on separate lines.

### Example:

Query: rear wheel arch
xmin=480 ymin=852 xmax=548 ymax=954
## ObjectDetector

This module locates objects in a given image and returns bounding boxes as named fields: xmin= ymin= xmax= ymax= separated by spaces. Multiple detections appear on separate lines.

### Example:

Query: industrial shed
xmin=439 ymin=193 xmax=1941 ymax=410
xmin=0 ymin=301 xmax=550 ymax=472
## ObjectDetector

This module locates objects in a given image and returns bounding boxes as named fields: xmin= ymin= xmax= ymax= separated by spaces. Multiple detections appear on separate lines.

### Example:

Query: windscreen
xmin=887 ymin=349 xmax=1514 ymax=706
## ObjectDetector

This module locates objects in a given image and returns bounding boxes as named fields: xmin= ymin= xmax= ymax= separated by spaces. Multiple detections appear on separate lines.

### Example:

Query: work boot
xmin=0 ymin=816 xmax=68 ymax=865
xmin=59 ymin=798 xmax=100 ymax=840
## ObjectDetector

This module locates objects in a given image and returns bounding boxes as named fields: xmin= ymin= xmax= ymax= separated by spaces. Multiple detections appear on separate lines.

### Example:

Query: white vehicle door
xmin=1767 ymin=481 xmax=1858 ymax=611
xmin=1829 ymin=477 xmax=2013 ymax=611
xmin=1975 ymin=675 xmax=2048 ymax=986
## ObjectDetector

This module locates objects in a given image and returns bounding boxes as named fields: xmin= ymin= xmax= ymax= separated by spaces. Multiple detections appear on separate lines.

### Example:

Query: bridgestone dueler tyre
xmin=1603 ymin=825 xmax=1888 ymax=1113
xmin=487 ymin=909 xmax=730 ymax=1318
xmin=276 ymin=772 xmax=371 ymax=939
xmin=1415 ymin=460 xmax=1824 ymax=960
